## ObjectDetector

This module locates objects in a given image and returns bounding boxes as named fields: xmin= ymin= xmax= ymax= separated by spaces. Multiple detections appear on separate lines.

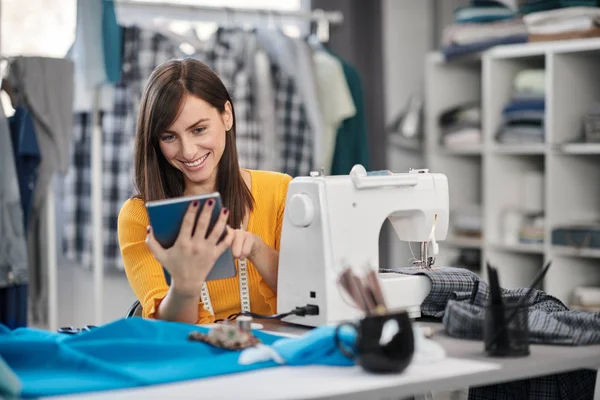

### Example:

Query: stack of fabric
xmin=438 ymin=102 xmax=482 ymax=148
xmin=496 ymin=68 xmax=546 ymax=144
xmin=441 ymin=0 xmax=528 ymax=60
xmin=522 ymin=4 xmax=600 ymax=41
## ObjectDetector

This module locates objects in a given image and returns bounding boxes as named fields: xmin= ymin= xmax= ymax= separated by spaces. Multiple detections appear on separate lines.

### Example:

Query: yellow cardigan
xmin=117 ymin=169 xmax=292 ymax=324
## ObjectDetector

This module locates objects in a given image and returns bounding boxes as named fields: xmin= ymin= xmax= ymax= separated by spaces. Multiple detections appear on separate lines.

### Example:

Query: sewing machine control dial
xmin=288 ymin=194 xmax=314 ymax=227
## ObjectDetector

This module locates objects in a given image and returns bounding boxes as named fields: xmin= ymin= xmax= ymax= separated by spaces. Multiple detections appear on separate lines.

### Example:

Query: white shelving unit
xmin=424 ymin=38 xmax=600 ymax=306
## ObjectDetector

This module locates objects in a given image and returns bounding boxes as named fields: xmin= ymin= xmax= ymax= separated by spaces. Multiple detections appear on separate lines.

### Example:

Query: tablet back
xmin=146 ymin=193 xmax=236 ymax=282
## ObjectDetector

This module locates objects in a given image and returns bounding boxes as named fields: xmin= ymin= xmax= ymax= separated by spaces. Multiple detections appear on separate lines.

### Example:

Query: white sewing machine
xmin=277 ymin=164 xmax=449 ymax=327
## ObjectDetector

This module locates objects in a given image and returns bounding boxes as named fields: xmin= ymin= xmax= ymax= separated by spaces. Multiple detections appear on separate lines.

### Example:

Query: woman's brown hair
xmin=134 ymin=58 xmax=253 ymax=229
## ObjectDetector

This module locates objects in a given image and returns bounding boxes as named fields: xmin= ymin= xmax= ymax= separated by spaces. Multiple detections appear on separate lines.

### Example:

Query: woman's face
xmin=159 ymin=93 xmax=232 ymax=192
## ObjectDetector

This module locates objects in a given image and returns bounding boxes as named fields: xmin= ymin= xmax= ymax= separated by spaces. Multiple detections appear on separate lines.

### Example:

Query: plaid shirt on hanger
xmin=200 ymin=28 xmax=314 ymax=177
xmin=63 ymin=26 xmax=183 ymax=271
xmin=198 ymin=27 xmax=262 ymax=170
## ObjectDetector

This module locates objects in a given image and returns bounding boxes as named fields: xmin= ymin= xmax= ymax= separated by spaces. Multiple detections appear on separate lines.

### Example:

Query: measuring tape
xmin=200 ymin=258 xmax=250 ymax=314
xmin=201 ymin=225 xmax=251 ymax=315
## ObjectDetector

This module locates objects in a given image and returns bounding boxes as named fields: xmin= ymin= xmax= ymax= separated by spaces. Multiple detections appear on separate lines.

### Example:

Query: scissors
xmin=57 ymin=325 xmax=97 ymax=334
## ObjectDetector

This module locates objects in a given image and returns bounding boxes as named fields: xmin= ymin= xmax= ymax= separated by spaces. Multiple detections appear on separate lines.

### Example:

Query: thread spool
xmin=237 ymin=315 xmax=252 ymax=332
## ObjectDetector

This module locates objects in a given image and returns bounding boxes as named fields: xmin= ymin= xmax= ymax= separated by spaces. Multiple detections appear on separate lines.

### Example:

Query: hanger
xmin=306 ymin=9 xmax=329 ymax=50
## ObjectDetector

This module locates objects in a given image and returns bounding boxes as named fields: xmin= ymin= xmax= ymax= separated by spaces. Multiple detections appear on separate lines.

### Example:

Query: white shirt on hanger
xmin=312 ymin=50 xmax=356 ymax=175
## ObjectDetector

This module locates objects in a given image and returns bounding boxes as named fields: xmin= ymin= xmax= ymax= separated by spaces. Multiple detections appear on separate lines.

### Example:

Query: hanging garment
xmin=327 ymin=51 xmax=371 ymax=175
xmin=102 ymin=0 xmax=123 ymax=84
xmin=255 ymin=28 xmax=324 ymax=171
xmin=252 ymin=37 xmax=278 ymax=171
xmin=312 ymin=49 xmax=356 ymax=174
xmin=289 ymin=37 xmax=327 ymax=172
xmin=6 ymin=57 xmax=74 ymax=326
xmin=0 ymin=105 xmax=29 ymax=289
xmin=63 ymin=26 xmax=184 ymax=272
xmin=255 ymin=28 xmax=314 ymax=177
xmin=0 ymin=103 xmax=29 ymax=331
xmin=69 ymin=0 xmax=108 ymax=113
xmin=199 ymin=27 xmax=262 ymax=170
xmin=8 ymin=106 xmax=41 ymax=233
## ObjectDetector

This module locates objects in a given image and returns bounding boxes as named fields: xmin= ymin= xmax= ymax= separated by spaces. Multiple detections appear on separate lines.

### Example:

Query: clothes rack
xmin=77 ymin=1 xmax=345 ymax=327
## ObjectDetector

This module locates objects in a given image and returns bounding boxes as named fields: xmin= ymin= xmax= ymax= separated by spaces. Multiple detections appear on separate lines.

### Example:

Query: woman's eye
xmin=193 ymin=127 xmax=206 ymax=134
xmin=160 ymin=135 xmax=175 ymax=142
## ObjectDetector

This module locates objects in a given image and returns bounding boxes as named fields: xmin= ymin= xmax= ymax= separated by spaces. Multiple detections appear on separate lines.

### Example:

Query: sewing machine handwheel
xmin=334 ymin=322 xmax=358 ymax=360
xmin=288 ymin=194 xmax=314 ymax=227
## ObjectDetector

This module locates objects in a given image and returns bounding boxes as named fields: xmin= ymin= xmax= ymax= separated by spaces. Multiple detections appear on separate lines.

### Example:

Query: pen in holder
xmin=484 ymin=262 xmax=530 ymax=357
xmin=483 ymin=298 xmax=530 ymax=357
xmin=483 ymin=260 xmax=552 ymax=357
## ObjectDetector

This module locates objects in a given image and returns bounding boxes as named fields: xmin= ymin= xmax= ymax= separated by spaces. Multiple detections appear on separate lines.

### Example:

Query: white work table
xmin=51 ymin=320 xmax=600 ymax=400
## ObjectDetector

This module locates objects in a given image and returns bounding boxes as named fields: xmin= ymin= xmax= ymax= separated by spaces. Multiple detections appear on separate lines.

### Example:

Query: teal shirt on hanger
xmin=326 ymin=50 xmax=371 ymax=175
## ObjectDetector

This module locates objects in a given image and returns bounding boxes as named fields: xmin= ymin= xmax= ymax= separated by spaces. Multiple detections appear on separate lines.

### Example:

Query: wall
xmin=382 ymin=0 xmax=467 ymax=269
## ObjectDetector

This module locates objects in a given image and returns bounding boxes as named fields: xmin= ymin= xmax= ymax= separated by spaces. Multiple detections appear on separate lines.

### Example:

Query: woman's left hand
xmin=227 ymin=227 xmax=263 ymax=261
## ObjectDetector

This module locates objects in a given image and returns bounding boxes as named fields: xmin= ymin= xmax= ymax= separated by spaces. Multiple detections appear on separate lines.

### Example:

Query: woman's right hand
xmin=145 ymin=199 xmax=233 ymax=297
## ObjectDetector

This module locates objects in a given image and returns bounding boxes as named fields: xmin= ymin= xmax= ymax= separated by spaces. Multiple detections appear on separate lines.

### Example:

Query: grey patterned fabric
xmin=381 ymin=266 xmax=599 ymax=400
xmin=381 ymin=266 xmax=600 ymax=345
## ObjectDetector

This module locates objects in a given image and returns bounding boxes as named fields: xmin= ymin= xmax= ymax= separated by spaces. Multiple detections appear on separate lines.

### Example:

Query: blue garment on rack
xmin=102 ymin=0 xmax=122 ymax=83
xmin=0 ymin=318 xmax=356 ymax=398
xmin=8 ymin=105 xmax=41 ymax=233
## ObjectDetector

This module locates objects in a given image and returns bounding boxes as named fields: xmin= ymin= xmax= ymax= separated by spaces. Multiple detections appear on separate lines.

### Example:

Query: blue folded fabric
xmin=0 ymin=318 xmax=357 ymax=398
xmin=503 ymin=98 xmax=545 ymax=113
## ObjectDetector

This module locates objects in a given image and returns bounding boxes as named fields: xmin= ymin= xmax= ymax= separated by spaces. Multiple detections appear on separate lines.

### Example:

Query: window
xmin=0 ymin=0 xmax=310 ymax=113
xmin=0 ymin=0 xmax=77 ymax=57
xmin=121 ymin=0 xmax=310 ymax=42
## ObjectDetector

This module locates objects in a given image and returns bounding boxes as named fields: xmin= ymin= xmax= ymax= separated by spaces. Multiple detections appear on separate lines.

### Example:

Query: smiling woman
xmin=117 ymin=58 xmax=292 ymax=325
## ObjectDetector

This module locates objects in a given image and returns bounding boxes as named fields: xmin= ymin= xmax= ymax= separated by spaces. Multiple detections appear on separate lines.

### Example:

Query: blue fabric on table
xmin=273 ymin=324 xmax=355 ymax=366
xmin=0 ymin=318 xmax=356 ymax=398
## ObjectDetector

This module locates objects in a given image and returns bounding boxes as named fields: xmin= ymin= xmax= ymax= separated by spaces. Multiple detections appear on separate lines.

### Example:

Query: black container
xmin=334 ymin=311 xmax=414 ymax=373
xmin=484 ymin=300 xmax=530 ymax=357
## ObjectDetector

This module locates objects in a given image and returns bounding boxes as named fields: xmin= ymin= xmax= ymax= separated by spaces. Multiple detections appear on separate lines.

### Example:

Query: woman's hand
xmin=228 ymin=227 xmax=280 ymax=292
xmin=227 ymin=227 xmax=263 ymax=262
xmin=145 ymin=199 xmax=233 ymax=297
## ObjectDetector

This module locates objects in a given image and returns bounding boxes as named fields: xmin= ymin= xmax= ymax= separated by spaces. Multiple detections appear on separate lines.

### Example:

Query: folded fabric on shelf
xmin=520 ymin=0 xmax=600 ymax=16
xmin=523 ymin=5 xmax=600 ymax=41
xmin=443 ymin=127 xmax=482 ymax=147
xmin=442 ymin=34 xmax=529 ymax=61
xmin=454 ymin=4 xmax=517 ymax=24
xmin=514 ymin=69 xmax=546 ymax=96
xmin=496 ymin=91 xmax=546 ymax=143
xmin=529 ymin=24 xmax=600 ymax=40
xmin=442 ymin=18 xmax=529 ymax=47
xmin=439 ymin=103 xmax=482 ymax=147
xmin=441 ymin=1 xmax=528 ymax=60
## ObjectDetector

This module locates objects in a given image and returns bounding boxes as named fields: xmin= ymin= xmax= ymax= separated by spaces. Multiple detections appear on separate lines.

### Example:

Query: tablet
xmin=146 ymin=193 xmax=236 ymax=282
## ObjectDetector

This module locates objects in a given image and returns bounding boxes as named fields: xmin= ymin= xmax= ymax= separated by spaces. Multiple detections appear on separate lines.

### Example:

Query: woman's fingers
xmin=215 ymin=226 xmax=234 ymax=256
xmin=208 ymin=207 xmax=229 ymax=244
xmin=145 ymin=226 xmax=167 ymax=264
xmin=194 ymin=198 xmax=215 ymax=239
xmin=241 ymin=235 xmax=254 ymax=260
xmin=178 ymin=200 xmax=199 ymax=240
xmin=230 ymin=229 xmax=244 ymax=258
